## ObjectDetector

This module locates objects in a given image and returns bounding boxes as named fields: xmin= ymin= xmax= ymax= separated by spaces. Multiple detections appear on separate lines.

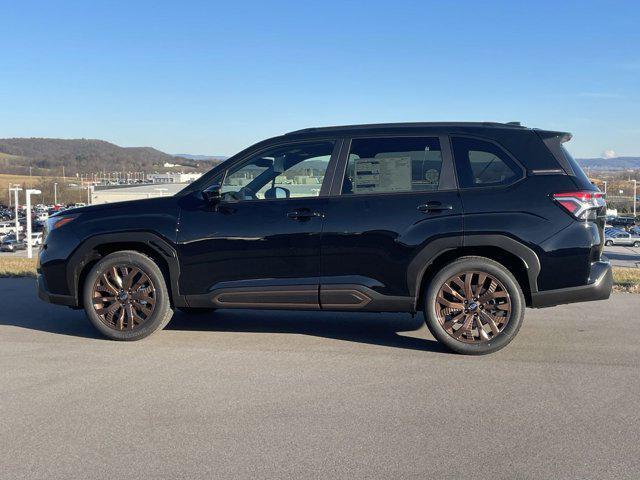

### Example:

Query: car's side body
xmin=1 ymin=239 xmax=27 ymax=252
xmin=37 ymin=122 xmax=611 ymax=317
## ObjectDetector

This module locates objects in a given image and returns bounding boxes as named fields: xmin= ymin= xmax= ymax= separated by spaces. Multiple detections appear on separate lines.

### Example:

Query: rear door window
xmin=341 ymin=137 xmax=443 ymax=195
xmin=452 ymin=137 xmax=522 ymax=188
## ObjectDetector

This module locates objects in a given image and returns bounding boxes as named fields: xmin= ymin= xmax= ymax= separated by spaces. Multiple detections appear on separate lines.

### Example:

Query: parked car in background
xmin=0 ymin=209 xmax=14 ymax=221
xmin=0 ymin=232 xmax=16 ymax=243
xmin=1 ymin=239 xmax=27 ymax=252
xmin=630 ymin=226 xmax=640 ymax=236
xmin=609 ymin=216 xmax=637 ymax=229
xmin=30 ymin=232 xmax=43 ymax=246
xmin=0 ymin=222 xmax=23 ymax=235
xmin=605 ymin=230 xmax=640 ymax=247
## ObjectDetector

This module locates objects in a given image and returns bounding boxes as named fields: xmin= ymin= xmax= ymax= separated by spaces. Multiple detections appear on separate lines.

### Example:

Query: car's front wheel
xmin=605 ymin=240 xmax=613 ymax=246
xmin=424 ymin=256 xmax=525 ymax=355
xmin=82 ymin=250 xmax=174 ymax=340
xmin=633 ymin=241 xmax=640 ymax=247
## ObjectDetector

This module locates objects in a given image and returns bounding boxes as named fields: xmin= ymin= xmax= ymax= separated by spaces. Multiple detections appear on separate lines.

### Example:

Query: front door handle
xmin=417 ymin=202 xmax=454 ymax=213
xmin=286 ymin=210 xmax=324 ymax=220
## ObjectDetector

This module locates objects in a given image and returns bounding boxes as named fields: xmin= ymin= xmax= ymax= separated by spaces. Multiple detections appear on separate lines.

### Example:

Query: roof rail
xmin=285 ymin=121 xmax=526 ymax=136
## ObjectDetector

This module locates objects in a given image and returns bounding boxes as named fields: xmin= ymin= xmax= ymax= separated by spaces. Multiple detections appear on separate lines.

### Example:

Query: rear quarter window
xmin=451 ymin=137 xmax=522 ymax=188
xmin=561 ymin=146 xmax=593 ymax=186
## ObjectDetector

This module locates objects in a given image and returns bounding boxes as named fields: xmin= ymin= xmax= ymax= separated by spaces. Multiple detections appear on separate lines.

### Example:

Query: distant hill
xmin=576 ymin=157 xmax=640 ymax=171
xmin=0 ymin=138 xmax=205 ymax=176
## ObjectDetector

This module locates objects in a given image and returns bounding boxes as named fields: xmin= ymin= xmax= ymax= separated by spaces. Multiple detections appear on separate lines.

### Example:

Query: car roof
xmin=285 ymin=121 xmax=528 ymax=136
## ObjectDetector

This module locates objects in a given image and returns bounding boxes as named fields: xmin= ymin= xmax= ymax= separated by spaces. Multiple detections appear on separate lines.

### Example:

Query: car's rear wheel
xmin=424 ymin=256 xmax=525 ymax=355
xmin=82 ymin=250 xmax=174 ymax=340
xmin=605 ymin=240 xmax=613 ymax=246
xmin=633 ymin=241 xmax=640 ymax=247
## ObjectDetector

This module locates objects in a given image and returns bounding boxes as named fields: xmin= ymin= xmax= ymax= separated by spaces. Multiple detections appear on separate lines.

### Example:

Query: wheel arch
xmin=68 ymin=232 xmax=186 ymax=308
xmin=410 ymin=235 xmax=540 ymax=310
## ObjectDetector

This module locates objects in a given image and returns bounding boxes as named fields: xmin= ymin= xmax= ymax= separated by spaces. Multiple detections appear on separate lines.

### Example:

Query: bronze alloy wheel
xmin=434 ymin=270 xmax=512 ymax=344
xmin=91 ymin=264 xmax=157 ymax=331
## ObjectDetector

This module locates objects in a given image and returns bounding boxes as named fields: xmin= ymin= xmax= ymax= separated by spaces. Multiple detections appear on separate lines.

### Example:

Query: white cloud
xmin=601 ymin=149 xmax=617 ymax=159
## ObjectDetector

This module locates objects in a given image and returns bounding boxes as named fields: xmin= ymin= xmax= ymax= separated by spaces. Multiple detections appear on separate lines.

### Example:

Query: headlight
xmin=43 ymin=214 xmax=80 ymax=242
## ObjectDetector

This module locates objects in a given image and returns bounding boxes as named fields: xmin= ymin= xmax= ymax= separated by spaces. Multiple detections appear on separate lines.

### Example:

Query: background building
xmin=147 ymin=172 xmax=202 ymax=184
xmin=91 ymin=183 xmax=187 ymax=204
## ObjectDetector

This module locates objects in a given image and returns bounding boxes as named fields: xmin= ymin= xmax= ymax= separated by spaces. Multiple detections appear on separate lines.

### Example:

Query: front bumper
xmin=530 ymin=260 xmax=613 ymax=308
xmin=37 ymin=273 xmax=77 ymax=307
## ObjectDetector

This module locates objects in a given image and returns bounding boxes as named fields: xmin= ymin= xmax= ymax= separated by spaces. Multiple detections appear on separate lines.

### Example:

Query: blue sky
xmin=1 ymin=0 xmax=639 ymax=158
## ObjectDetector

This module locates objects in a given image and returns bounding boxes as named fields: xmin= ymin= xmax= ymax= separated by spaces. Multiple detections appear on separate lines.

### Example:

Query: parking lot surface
xmin=606 ymin=244 xmax=640 ymax=268
xmin=0 ymin=250 xmax=28 ymax=257
xmin=1 ymin=278 xmax=639 ymax=479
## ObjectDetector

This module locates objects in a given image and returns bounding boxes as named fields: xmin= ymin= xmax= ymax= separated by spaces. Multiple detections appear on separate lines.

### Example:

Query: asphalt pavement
xmin=1 ymin=278 xmax=639 ymax=479
xmin=605 ymin=244 xmax=640 ymax=268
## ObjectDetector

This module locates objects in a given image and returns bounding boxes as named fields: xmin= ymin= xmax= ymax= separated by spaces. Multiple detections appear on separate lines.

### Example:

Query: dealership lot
xmin=1 ymin=278 xmax=639 ymax=479
xmin=606 ymin=244 xmax=640 ymax=268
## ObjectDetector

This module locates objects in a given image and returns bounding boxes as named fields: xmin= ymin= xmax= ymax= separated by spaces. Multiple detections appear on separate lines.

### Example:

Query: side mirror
xmin=264 ymin=186 xmax=290 ymax=199
xmin=202 ymin=184 xmax=221 ymax=205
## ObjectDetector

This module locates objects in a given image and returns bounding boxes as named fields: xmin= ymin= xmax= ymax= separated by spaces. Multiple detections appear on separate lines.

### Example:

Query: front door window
xmin=221 ymin=141 xmax=335 ymax=201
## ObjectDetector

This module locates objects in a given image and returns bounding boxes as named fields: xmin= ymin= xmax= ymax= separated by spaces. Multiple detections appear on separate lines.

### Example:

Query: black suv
xmin=37 ymin=122 xmax=612 ymax=354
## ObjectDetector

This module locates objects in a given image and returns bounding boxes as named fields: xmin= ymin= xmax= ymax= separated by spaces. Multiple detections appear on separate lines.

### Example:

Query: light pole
xmin=53 ymin=182 xmax=58 ymax=205
xmin=632 ymin=179 xmax=637 ymax=219
xmin=25 ymin=189 xmax=41 ymax=259
xmin=9 ymin=186 xmax=22 ymax=241
xmin=602 ymin=180 xmax=607 ymax=196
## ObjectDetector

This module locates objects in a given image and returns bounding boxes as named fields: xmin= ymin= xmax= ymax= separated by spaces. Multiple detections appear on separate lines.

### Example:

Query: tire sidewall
xmin=424 ymin=257 xmax=525 ymax=355
xmin=83 ymin=251 xmax=172 ymax=341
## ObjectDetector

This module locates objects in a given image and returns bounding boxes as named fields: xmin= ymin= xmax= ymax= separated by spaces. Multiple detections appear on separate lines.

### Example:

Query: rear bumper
xmin=530 ymin=260 xmax=612 ymax=308
xmin=37 ymin=273 xmax=77 ymax=307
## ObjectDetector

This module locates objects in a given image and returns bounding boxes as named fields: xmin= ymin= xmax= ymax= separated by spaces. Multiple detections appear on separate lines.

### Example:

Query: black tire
xmin=633 ymin=241 xmax=640 ymax=248
xmin=423 ymin=256 xmax=525 ymax=355
xmin=82 ymin=250 xmax=174 ymax=341
xmin=178 ymin=307 xmax=215 ymax=315
xmin=605 ymin=240 xmax=613 ymax=246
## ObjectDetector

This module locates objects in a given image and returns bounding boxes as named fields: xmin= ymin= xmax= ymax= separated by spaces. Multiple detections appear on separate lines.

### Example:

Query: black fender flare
xmin=66 ymin=231 xmax=186 ymax=307
xmin=407 ymin=234 xmax=541 ymax=301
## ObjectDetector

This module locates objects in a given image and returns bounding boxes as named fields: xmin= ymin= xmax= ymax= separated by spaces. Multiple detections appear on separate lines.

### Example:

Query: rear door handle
xmin=286 ymin=210 xmax=324 ymax=220
xmin=417 ymin=202 xmax=454 ymax=213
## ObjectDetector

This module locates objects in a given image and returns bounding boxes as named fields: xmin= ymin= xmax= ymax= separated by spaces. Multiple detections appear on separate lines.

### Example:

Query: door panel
xmin=176 ymin=139 xmax=340 ymax=307
xmin=177 ymin=195 xmax=326 ymax=305
xmin=319 ymin=191 xmax=463 ymax=305
xmin=318 ymin=134 xmax=463 ymax=310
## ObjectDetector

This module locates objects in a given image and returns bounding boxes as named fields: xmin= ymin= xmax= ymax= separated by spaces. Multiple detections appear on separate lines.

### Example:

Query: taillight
xmin=552 ymin=191 xmax=605 ymax=220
